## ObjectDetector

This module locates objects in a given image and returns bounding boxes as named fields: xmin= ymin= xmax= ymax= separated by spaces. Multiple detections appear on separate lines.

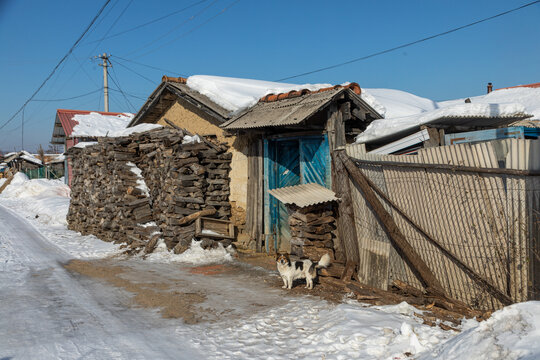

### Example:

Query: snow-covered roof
xmin=186 ymin=75 xmax=333 ymax=114
xmin=355 ymin=87 xmax=540 ymax=144
xmin=3 ymin=151 xmax=43 ymax=165
xmin=71 ymin=112 xmax=135 ymax=137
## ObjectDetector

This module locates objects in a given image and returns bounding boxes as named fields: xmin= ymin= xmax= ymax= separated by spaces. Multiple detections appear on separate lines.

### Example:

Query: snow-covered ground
xmin=1 ymin=175 xmax=539 ymax=359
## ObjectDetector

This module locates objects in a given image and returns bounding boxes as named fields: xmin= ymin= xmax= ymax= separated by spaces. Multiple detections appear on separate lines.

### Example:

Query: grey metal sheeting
xmin=268 ymin=183 xmax=338 ymax=208
xmin=221 ymin=89 xmax=344 ymax=130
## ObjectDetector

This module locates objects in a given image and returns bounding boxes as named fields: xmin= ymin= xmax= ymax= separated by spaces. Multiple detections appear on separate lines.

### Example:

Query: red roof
xmin=56 ymin=109 xmax=125 ymax=137
xmin=496 ymin=82 xmax=540 ymax=91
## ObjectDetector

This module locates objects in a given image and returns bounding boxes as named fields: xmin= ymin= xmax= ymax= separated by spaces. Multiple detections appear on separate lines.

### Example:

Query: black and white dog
xmin=276 ymin=253 xmax=331 ymax=289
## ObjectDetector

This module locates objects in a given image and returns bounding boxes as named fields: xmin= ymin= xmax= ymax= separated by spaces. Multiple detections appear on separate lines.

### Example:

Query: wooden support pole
xmin=331 ymin=151 xmax=358 ymax=265
xmin=336 ymin=150 xmax=446 ymax=297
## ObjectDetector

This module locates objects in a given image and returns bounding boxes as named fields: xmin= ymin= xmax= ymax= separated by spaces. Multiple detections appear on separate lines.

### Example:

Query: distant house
xmin=51 ymin=109 xmax=133 ymax=185
xmin=1 ymin=151 xmax=43 ymax=177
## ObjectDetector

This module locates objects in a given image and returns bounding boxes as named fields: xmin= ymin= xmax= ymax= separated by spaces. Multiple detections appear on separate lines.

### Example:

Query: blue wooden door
xmin=264 ymin=135 xmax=330 ymax=253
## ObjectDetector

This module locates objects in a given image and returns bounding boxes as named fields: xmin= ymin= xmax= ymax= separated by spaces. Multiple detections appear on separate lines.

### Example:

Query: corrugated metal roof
xmin=222 ymin=87 xmax=381 ymax=130
xmin=268 ymin=183 xmax=338 ymax=208
xmin=52 ymin=109 xmax=125 ymax=144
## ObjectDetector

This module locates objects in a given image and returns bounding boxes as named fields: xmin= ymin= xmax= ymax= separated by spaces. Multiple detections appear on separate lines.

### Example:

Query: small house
xmin=221 ymin=83 xmax=383 ymax=253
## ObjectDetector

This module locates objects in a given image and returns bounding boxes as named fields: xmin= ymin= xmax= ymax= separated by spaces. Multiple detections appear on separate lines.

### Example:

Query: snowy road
xmin=0 ymin=205 xmax=202 ymax=359
xmin=3 ymin=196 xmax=538 ymax=360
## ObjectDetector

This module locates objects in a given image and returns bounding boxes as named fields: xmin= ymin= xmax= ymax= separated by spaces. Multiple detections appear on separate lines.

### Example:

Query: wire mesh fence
xmin=345 ymin=138 xmax=540 ymax=310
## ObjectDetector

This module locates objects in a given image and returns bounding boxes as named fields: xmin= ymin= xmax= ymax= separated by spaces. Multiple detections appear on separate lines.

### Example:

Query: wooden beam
xmin=336 ymin=150 xmax=446 ymax=297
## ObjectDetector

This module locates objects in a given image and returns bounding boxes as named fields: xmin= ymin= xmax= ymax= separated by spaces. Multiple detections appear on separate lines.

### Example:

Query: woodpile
xmin=66 ymin=127 xmax=232 ymax=254
xmin=289 ymin=204 xmax=338 ymax=263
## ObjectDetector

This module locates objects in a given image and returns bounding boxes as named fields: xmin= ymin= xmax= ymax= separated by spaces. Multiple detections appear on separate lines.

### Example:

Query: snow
xmin=355 ymin=87 xmax=540 ymax=144
xmin=107 ymin=122 xmax=163 ymax=137
xmin=2 ymin=173 xmax=540 ymax=358
xmin=73 ymin=141 xmax=98 ymax=148
xmin=0 ymin=173 xmax=121 ymax=259
xmin=182 ymin=134 xmax=201 ymax=144
xmin=201 ymin=229 xmax=222 ymax=236
xmin=126 ymin=161 xmax=149 ymax=197
xmin=419 ymin=301 xmax=540 ymax=360
xmin=71 ymin=112 xmax=134 ymax=137
xmin=71 ymin=111 xmax=163 ymax=138
xmin=144 ymin=239 xmax=235 ymax=265
xmin=187 ymin=75 xmax=332 ymax=114
xmin=355 ymin=102 xmax=527 ymax=144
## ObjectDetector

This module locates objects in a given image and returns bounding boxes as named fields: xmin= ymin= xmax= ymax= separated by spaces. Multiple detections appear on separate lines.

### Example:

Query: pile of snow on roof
xmin=187 ymin=75 xmax=332 ymax=114
xmin=355 ymin=86 xmax=540 ymax=144
xmin=71 ymin=112 xmax=162 ymax=138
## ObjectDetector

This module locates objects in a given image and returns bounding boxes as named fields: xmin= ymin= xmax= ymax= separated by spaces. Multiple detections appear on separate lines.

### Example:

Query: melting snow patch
xmin=144 ymin=239 xmax=234 ymax=265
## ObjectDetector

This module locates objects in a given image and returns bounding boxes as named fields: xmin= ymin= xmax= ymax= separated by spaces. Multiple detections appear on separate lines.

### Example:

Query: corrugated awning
xmin=268 ymin=183 xmax=339 ymax=208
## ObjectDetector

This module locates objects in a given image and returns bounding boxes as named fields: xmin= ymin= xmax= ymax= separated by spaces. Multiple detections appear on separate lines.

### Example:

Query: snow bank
xmin=144 ymin=239 xmax=235 ymax=265
xmin=187 ymin=75 xmax=332 ymax=114
xmin=0 ymin=173 xmax=70 ymax=226
xmin=419 ymin=301 xmax=540 ymax=360
xmin=72 ymin=112 xmax=134 ymax=137
xmin=0 ymin=174 xmax=122 ymax=259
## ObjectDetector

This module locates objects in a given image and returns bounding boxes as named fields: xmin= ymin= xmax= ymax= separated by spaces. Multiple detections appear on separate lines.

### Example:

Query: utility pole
xmin=96 ymin=53 xmax=111 ymax=112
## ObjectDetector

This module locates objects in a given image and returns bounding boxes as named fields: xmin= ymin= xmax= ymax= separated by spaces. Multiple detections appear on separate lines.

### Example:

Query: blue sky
xmin=0 ymin=0 xmax=539 ymax=152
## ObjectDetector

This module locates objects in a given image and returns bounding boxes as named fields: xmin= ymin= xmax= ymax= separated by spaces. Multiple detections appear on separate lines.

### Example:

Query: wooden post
xmin=336 ymin=150 xmax=446 ymax=296
xmin=331 ymin=151 xmax=359 ymax=266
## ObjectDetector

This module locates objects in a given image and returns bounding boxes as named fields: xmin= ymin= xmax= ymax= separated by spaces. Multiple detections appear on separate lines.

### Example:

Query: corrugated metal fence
xmin=345 ymin=138 xmax=540 ymax=309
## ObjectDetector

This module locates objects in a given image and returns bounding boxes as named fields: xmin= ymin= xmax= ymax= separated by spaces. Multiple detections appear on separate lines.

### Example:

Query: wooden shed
xmin=221 ymin=83 xmax=383 ymax=253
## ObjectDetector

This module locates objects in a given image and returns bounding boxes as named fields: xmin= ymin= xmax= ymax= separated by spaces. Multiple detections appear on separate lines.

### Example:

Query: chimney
xmin=487 ymin=82 xmax=493 ymax=94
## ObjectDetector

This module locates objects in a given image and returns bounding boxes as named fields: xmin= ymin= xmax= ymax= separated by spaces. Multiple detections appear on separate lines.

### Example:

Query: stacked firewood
xmin=289 ymin=204 xmax=337 ymax=261
xmin=66 ymin=126 xmax=231 ymax=254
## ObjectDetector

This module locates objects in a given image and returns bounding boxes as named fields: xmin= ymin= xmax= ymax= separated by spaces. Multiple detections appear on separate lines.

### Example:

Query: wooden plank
xmin=336 ymin=150 xmax=446 ymax=297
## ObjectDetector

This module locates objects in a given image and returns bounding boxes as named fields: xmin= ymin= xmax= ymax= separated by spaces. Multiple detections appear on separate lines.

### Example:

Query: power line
xmin=86 ymin=0 xmax=209 ymax=44
xmin=113 ymin=60 xmax=158 ymax=84
xmin=112 ymin=55 xmax=188 ymax=77
xmin=123 ymin=0 xmax=221 ymax=57
xmin=109 ymin=88 xmax=148 ymax=101
xmin=108 ymin=66 xmax=137 ymax=112
xmin=276 ymin=0 xmax=540 ymax=82
xmin=31 ymin=89 xmax=103 ymax=102
xmin=136 ymin=0 xmax=241 ymax=58
xmin=0 ymin=0 xmax=112 ymax=131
